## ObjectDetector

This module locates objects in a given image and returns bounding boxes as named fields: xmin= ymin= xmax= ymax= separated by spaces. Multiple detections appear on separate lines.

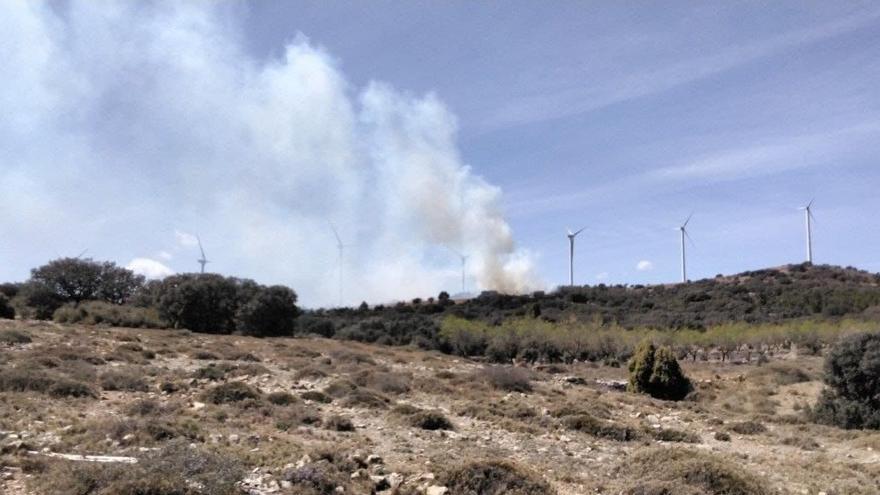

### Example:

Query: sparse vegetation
xmin=622 ymin=447 xmax=770 ymax=495
xmin=203 ymin=382 xmax=261 ymax=404
xmin=442 ymin=460 xmax=555 ymax=495
xmin=479 ymin=365 xmax=533 ymax=392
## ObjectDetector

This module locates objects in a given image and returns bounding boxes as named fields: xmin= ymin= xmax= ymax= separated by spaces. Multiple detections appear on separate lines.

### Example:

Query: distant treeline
xmin=2 ymin=259 xmax=880 ymax=363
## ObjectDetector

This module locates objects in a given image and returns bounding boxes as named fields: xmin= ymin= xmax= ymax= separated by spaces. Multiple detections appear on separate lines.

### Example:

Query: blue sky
xmin=2 ymin=1 xmax=880 ymax=306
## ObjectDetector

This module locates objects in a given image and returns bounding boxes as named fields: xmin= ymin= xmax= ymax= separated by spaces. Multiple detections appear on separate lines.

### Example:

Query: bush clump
xmin=53 ymin=301 xmax=166 ymax=328
xmin=99 ymin=370 xmax=149 ymax=392
xmin=203 ymin=382 xmax=261 ymax=404
xmin=0 ymin=293 xmax=15 ymax=319
xmin=621 ymin=447 xmax=770 ymax=495
xmin=811 ymin=332 xmax=880 ymax=429
xmin=562 ymin=414 xmax=640 ymax=441
xmin=324 ymin=415 xmax=355 ymax=432
xmin=479 ymin=366 xmax=533 ymax=392
xmin=442 ymin=460 xmax=556 ymax=495
xmin=0 ymin=329 xmax=31 ymax=344
xmin=266 ymin=391 xmax=297 ymax=406
xmin=300 ymin=390 xmax=332 ymax=403
xmin=36 ymin=440 xmax=243 ymax=495
xmin=627 ymin=341 xmax=692 ymax=401
xmin=408 ymin=410 xmax=454 ymax=431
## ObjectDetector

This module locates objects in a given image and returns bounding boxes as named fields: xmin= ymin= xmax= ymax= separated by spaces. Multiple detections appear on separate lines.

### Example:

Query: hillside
xmin=1 ymin=320 xmax=879 ymax=494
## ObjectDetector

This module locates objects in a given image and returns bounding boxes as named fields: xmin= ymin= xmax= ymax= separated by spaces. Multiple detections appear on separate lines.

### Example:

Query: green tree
xmin=155 ymin=274 xmax=241 ymax=333
xmin=236 ymin=285 xmax=300 ymax=337
xmin=30 ymin=258 xmax=144 ymax=305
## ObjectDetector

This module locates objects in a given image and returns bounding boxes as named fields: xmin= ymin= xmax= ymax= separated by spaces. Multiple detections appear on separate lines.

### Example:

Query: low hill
xmin=317 ymin=263 xmax=880 ymax=332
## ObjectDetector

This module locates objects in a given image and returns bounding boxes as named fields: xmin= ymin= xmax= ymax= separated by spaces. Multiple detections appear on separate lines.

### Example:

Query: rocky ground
xmin=1 ymin=319 xmax=879 ymax=494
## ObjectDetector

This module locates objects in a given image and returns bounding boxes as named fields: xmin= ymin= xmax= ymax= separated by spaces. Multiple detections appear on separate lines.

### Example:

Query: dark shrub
xmin=480 ymin=366 xmax=533 ymax=392
xmin=0 ymin=293 xmax=14 ymax=319
xmin=297 ymin=316 xmax=335 ymax=337
xmin=324 ymin=415 xmax=355 ymax=432
xmin=648 ymin=427 xmax=701 ymax=443
xmin=203 ymin=382 xmax=261 ymax=404
xmin=99 ymin=370 xmax=149 ymax=392
xmin=267 ymin=391 xmax=297 ymax=406
xmin=154 ymin=274 xmax=246 ymax=333
xmin=193 ymin=365 xmax=227 ymax=381
xmin=442 ymin=460 xmax=555 ymax=495
xmin=812 ymin=332 xmax=880 ymax=429
xmin=14 ymin=282 xmax=63 ymax=320
xmin=236 ymin=285 xmax=300 ymax=337
xmin=628 ymin=341 xmax=692 ymax=401
xmin=727 ymin=421 xmax=766 ymax=435
xmin=622 ymin=447 xmax=769 ymax=495
xmin=49 ymin=379 xmax=96 ymax=398
xmin=0 ymin=329 xmax=31 ymax=344
xmin=301 ymin=390 xmax=332 ymax=403
xmin=408 ymin=411 xmax=453 ymax=430
xmin=562 ymin=414 xmax=640 ymax=441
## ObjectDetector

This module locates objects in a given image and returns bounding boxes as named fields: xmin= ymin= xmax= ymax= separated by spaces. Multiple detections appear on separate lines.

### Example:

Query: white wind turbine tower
xmin=196 ymin=236 xmax=210 ymax=274
xmin=678 ymin=214 xmax=694 ymax=283
xmin=566 ymin=227 xmax=585 ymax=287
xmin=449 ymin=248 xmax=469 ymax=294
xmin=330 ymin=223 xmax=349 ymax=306
xmin=800 ymin=199 xmax=816 ymax=263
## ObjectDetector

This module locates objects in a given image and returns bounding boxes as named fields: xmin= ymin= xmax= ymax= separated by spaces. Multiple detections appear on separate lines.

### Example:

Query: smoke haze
xmin=0 ymin=2 xmax=539 ymax=306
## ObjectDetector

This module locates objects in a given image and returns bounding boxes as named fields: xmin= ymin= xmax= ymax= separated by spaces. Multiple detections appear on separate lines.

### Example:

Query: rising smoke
xmin=0 ymin=2 xmax=540 ymax=306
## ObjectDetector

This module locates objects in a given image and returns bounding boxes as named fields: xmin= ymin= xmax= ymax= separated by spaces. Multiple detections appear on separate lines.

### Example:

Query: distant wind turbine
xmin=799 ymin=199 xmax=816 ymax=264
xmin=74 ymin=249 xmax=88 ymax=259
xmin=330 ymin=223 xmax=349 ymax=306
xmin=678 ymin=214 xmax=694 ymax=283
xmin=449 ymin=247 xmax=469 ymax=294
xmin=566 ymin=227 xmax=585 ymax=287
xmin=196 ymin=236 xmax=210 ymax=274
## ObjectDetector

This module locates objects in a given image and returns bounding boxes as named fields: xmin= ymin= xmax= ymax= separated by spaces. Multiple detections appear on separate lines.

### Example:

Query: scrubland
xmin=1 ymin=319 xmax=878 ymax=495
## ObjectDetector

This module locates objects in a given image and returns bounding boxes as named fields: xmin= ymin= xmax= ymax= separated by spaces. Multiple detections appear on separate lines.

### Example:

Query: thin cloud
xmin=174 ymin=230 xmax=199 ymax=249
xmin=636 ymin=260 xmax=654 ymax=271
xmin=479 ymin=8 xmax=880 ymax=131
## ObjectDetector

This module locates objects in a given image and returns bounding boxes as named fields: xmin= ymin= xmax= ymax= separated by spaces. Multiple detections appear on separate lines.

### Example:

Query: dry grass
xmin=0 ymin=321 xmax=875 ymax=495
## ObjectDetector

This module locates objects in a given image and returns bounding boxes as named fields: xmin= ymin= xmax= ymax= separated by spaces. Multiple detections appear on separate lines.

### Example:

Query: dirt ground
xmin=1 ymin=319 xmax=879 ymax=494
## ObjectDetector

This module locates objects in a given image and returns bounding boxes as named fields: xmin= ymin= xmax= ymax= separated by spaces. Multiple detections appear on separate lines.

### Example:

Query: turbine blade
xmin=329 ymin=222 xmax=343 ymax=245
xmin=807 ymin=198 xmax=815 ymax=209
xmin=573 ymin=227 xmax=586 ymax=236
xmin=682 ymin=213 xmax=693 ymax=228
xmin=196 ymin=236 xmax=206 ymax=259
xmin=684 ymin=229 xmax=696 ymax=248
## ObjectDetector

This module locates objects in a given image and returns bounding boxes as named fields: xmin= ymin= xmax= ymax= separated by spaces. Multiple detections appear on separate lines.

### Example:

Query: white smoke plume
xmin=0 ymin=2 xmax=540 ymax=306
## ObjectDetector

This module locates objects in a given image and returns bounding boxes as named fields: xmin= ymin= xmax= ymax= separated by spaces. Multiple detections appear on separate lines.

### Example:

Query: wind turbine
xmin=330 ymin=223 xmax=348 ymax=306
xmin=799 ymin=199 xmax=816 ymax=263
xmin=678 ymin=214 xmax=694 ymax=283
xmin=449 ymin=247 xmax=469 ymax=294
xmin=74 ymin=249 xmax=88 ymax=259
xmin=566 ymin=227 xmax=585 ymax=287
xmin=196 ymin=236 xmax=210 ymax=274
